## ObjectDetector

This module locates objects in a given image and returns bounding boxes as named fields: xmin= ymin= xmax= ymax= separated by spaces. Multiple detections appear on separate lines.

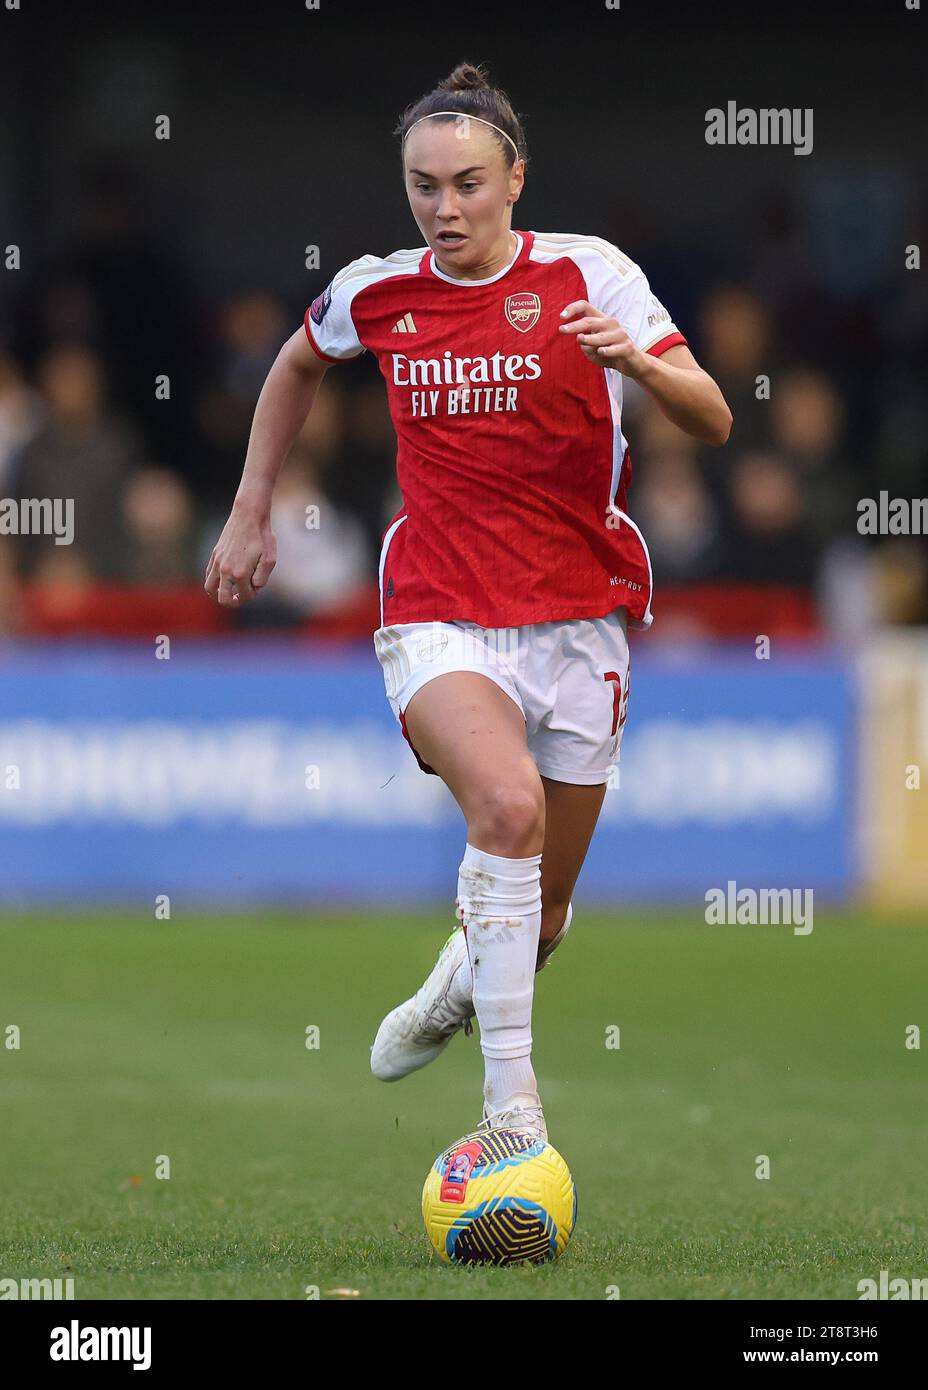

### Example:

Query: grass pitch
xmin=1 ymin=907 xmax=925 ymax=1300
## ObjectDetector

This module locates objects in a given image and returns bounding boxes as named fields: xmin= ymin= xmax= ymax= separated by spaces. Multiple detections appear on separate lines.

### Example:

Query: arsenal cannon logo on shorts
xmin=504 ymin=292 xmax=541 ymax=333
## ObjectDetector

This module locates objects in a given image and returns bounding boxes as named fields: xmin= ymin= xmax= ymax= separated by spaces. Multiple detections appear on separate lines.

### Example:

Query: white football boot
xmin=479 ymin=1094 xmax=548 ymax=1145
xmin=370 ymin=927 xmax=474 ymax=1082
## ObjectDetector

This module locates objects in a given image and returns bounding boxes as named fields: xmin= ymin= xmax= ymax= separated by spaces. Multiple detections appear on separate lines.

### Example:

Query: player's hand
xmin=204 ymin=504 xmax=277 ymax=607
xmin=558 ymin=300 xmax=646 ymax=377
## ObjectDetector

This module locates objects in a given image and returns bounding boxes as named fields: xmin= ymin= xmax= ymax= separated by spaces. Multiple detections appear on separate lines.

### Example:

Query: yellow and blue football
xmin=422 ymin=1128 xmax=577 ymax=1265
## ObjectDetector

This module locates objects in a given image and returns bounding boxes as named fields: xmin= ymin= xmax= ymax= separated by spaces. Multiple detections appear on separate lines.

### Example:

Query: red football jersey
xmin=304 ymin=230 xmax=686 ymax=629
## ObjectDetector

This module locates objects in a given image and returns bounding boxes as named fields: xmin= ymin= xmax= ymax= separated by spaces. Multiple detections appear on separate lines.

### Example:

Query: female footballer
xmin=205 ymin=63 xmax=731 ymax=1143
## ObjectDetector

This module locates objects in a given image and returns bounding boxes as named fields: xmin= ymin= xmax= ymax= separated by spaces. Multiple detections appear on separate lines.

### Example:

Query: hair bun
xmin=438 ymin=62 xmax=491 ymax=93
xmin=395 ymin=63 xmax=527 ymax=169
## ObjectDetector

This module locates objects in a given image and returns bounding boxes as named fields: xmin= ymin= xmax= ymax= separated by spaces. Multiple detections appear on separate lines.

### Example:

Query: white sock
xmin=491 ymin=1054 xmax=538 ymax=1100
xmin=456 ymin=842 xmax=543 ymax=1112
xmin=451 ymin=898 xmax=573 ymax=1004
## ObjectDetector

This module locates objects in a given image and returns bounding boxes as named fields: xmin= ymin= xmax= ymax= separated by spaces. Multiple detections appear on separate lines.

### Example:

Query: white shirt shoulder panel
xmin=530 ymin=232 xmax=681 ymax=353
xmin=307 ymin=249 xmax=426 ymax=359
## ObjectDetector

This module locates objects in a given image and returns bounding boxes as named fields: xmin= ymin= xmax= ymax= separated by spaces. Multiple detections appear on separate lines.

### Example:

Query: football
xmin=422 ymin=1128 xmax=577 ymax=1265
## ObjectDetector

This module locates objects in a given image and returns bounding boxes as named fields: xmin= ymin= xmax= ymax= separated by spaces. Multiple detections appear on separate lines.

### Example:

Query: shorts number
xmin=603 ymin=668 xmax=630 ymax=737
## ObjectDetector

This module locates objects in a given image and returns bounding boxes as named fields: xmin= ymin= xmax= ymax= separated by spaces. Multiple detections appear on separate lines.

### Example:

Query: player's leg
xmin=405 ymin=672 xmax=547 ymax=1133
xmin=374 ymin=669 xmax=548 ymax=1137
xmin=374 ymin=777 xmax=604 ymax=1077
xmin=433 ymin=776 xmax=606 ymax=996
xmin=370 ymin=612 xmax=626 ymax=1117
xmin=536 ymin=777 xmax=607 ymax=967
xmin=430 ymin=777 xmax=605 ymax=1017
xmin=403 ymin=670 xmax=544 ymax=856
xmin=524 ymin=608 xmax=630 ymax=967
xmin=370 ymin=626 xmax=531 ymax=1085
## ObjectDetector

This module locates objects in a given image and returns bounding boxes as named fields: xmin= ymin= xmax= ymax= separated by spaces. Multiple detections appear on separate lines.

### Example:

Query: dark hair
xmin=394 ymin=62 xmax=528 ymax=169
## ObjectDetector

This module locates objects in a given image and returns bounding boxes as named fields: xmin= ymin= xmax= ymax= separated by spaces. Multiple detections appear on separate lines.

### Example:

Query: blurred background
xmin=0 ymin=0 xmax=926 ymax=906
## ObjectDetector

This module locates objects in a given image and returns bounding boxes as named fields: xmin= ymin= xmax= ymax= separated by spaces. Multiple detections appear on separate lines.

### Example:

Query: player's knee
xmin=468 ymin=783 xmax=545 ymax=858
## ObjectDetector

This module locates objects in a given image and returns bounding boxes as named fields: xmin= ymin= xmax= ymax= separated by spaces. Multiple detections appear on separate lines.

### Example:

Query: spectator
xmin=634 ymin=451 xmax=722 ymax=583
xmin=10 ymin=344 xmax=145 ymax=579
xmin=198 ymin=292 xmax=292 ymax=509
xmin=266 ymin=448 xmax=371 ymax=618
xmin=0 ymin=539 xmax=24 ymax=635
xmin=36 ymin=158 xmax=201 ymax=477
xmin=724 ymin=451 xmax=816 ymax=586
xmin=121 ymin=467 xmax=197 ymax=584
xmin=699 ymin=287 xmax=775 ymax=453
xmin=0 ymin=350 xmax=46 ymax=492
xmin=327 ymin=376 xmax=398 ymax=566
xmin=771 ymin=366 xmax=854 ymax=548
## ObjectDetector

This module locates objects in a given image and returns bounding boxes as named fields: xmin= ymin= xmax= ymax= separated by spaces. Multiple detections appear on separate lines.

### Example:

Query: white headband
xmin=403 ymin=110 xmax=520 ymax=161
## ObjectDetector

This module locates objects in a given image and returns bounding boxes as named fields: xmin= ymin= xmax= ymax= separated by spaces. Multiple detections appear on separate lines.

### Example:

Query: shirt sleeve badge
xmin=310 ymin=284 xmax=333 ymax=325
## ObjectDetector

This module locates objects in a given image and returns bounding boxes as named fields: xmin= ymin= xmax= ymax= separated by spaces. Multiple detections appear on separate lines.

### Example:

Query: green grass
xmin=0 ymin=908 xmax=926 ymax=1299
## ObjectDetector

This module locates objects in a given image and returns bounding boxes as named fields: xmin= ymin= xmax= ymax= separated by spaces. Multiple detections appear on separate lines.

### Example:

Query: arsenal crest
xmin=505 ymin=292 xmax=541 ymax=333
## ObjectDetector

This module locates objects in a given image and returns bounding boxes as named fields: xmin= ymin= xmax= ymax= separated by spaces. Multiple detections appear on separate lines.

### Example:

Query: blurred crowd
xmin=1 ymin=168 xmax=926 ymax=639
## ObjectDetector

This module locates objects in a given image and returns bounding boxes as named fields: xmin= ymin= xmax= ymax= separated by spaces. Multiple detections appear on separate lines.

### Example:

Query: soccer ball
xmin=422 ymin=1128 xmax=577 ymax=1265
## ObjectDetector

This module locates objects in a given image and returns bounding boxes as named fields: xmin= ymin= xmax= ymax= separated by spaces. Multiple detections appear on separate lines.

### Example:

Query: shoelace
xmin=480 ymin=1103 xmax=546 ymax=1137
xmin=419 ymin=990 xmax=467 ymax=1039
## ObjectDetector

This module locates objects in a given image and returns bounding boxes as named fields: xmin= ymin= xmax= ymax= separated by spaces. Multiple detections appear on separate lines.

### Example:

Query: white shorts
xmin=373 ymin=610 xmax=630 ymax=785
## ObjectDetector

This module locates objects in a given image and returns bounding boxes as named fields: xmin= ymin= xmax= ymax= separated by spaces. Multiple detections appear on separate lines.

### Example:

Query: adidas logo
xmin=390 ymin=312 xmax=417 ymax=334
xmin=386 ymin=576 xmax=395 ymax=598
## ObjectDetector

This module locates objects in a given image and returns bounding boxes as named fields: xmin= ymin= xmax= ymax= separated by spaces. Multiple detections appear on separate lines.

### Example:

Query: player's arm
xmin=205 ymin=327 xmax=329 ymax=607
xmin=559 ymin=299 xmax=733 ymax=447
xmin=620 ymin=339 xmax=731 ymax=447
